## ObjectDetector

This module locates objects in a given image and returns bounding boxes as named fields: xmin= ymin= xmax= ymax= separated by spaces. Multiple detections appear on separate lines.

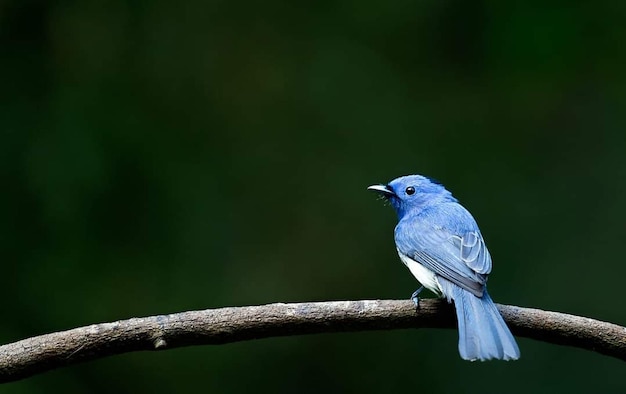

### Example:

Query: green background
xmin=2 ymin=1 xmax=626 ymax=392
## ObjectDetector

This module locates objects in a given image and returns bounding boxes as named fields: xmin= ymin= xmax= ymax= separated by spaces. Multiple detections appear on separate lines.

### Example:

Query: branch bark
xmin=1 ymin=299 xmax=625 ymax=383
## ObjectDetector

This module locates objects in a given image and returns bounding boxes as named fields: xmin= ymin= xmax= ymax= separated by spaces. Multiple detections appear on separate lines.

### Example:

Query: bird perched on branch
xmin=368 ymin=174 xmax=520 ymax=361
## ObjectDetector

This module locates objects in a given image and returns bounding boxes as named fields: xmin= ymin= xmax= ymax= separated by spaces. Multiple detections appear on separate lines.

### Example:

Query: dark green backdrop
xmin=2 ymin=1 xmax=626 ymax=392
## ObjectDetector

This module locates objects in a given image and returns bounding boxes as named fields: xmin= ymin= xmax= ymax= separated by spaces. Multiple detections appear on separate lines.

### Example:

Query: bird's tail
xmin=440 ymin=281 xmax=520 ymax=361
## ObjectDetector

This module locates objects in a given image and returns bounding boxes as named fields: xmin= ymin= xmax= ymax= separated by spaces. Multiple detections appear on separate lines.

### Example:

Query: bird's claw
xmin=410 ymin=286 xmax=424 ymax=310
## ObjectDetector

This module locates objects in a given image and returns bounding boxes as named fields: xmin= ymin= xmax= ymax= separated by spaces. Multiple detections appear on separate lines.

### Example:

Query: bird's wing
xmin=394 ymin=209 xmax=492 ymax=297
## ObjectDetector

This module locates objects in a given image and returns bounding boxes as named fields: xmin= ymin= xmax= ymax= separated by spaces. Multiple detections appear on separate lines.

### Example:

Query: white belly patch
xmin=397 ymin=250 xmax=442 ymax=296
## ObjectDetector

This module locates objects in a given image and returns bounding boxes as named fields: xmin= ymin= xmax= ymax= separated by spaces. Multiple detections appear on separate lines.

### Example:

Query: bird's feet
xmin=410 ymin=286 xmax=424 ymax=310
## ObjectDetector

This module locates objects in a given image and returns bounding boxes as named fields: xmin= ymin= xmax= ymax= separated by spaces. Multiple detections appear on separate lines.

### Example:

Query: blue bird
xmin=368 ymin=175 xmax=520 ymax=361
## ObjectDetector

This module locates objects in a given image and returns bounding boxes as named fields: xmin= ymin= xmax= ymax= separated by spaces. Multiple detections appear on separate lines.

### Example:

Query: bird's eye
xmin=405 ymin=186 xmax=415 ymax=195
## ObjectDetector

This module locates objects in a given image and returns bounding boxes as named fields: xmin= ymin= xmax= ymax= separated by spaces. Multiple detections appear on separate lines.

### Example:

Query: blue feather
xmin=439 ymin=279 xmax=520 ymax=361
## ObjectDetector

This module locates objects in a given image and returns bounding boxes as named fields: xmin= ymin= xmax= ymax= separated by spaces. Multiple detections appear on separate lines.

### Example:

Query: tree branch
xmin=0 ymin=299 xmax=624 ymax=383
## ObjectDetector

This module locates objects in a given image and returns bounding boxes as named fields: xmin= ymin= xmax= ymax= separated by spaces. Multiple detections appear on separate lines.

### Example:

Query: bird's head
xmin=368 ymin=174 xmax=456 ymax=218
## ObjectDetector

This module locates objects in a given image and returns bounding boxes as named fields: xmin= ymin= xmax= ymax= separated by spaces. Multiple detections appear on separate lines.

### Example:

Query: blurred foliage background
xmin=2 ymin=0 xmax=626 ymax=392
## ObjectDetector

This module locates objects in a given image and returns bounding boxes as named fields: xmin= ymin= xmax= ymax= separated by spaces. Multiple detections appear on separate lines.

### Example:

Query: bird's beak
xmin=367 ymin=184 xmax=396 ymax=197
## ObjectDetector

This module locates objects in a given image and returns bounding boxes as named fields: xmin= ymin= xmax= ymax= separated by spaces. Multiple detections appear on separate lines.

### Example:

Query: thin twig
xmin=0 ymin=299 xmax=624 ymax=383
